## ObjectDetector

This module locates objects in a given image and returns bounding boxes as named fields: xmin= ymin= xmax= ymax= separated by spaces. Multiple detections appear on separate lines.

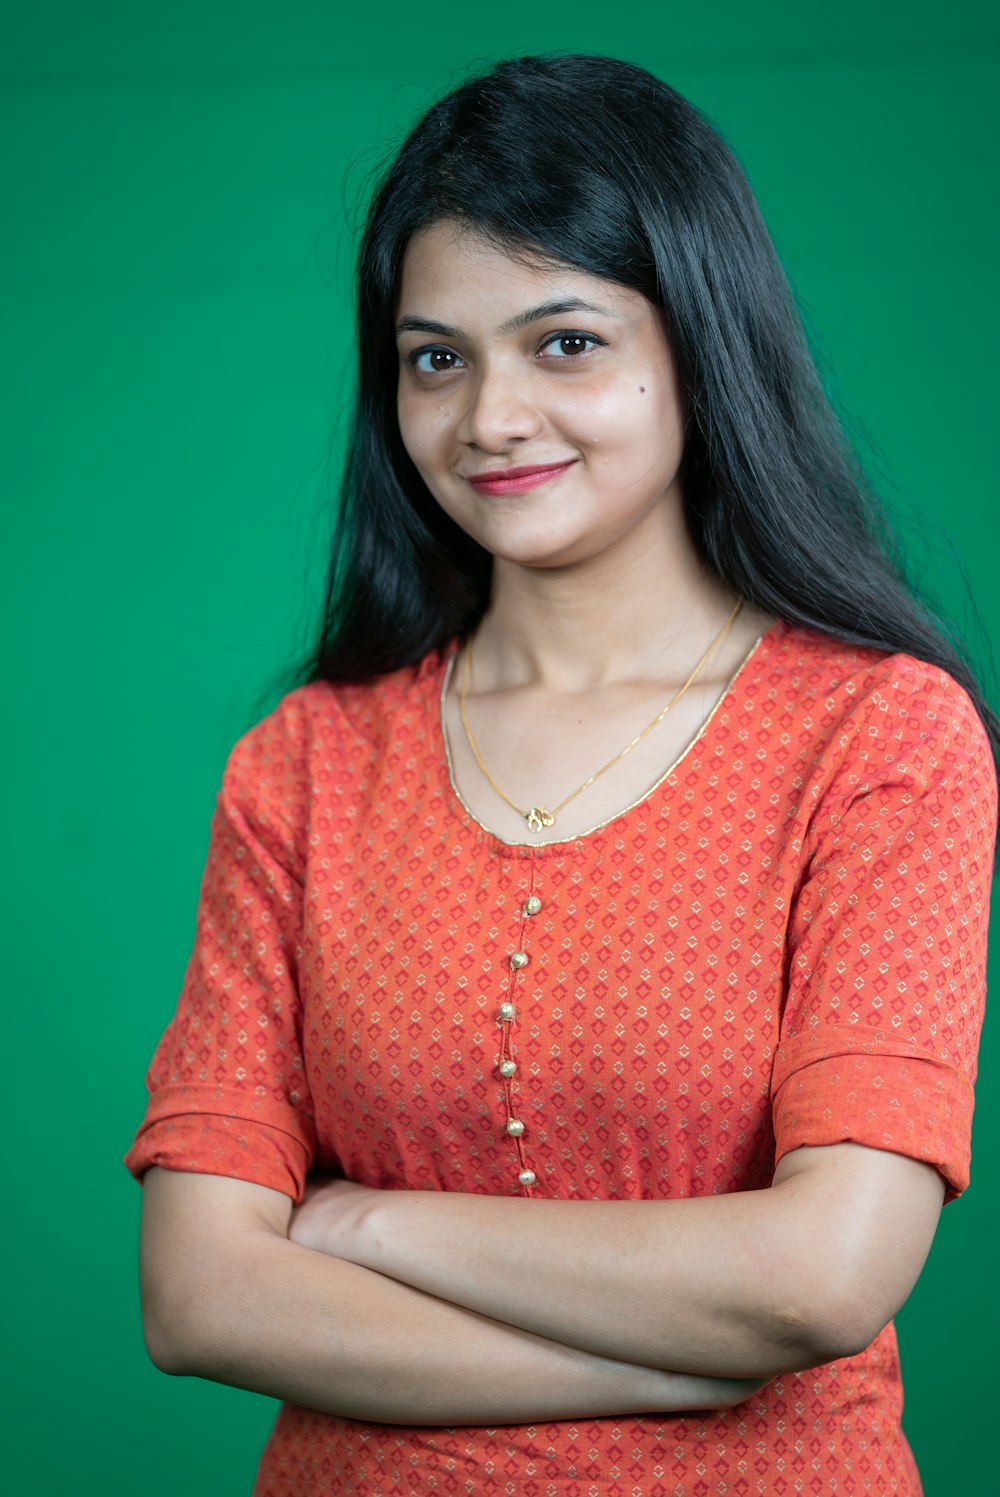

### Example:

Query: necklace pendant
xmin=526 ymin=806 xmax=555 ymax=833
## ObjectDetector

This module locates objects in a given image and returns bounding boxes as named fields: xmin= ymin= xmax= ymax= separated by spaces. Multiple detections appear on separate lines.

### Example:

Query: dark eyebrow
xmin=501 ymin=298 xmax=616 ymax=333
xmin=395 ymin=298 xmax=616 ymax=340
xmin=395 ymin=315 xmax=459 ymax=338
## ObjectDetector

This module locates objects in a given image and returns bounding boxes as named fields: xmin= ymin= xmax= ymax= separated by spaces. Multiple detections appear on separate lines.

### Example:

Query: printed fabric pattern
xmin=126 ymin=621 xmax=997 ymax=1496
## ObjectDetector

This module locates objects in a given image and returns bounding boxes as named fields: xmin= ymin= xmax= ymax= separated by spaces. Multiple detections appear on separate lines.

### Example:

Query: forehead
xmin=396 ymin=219 xmax=636 ymax=321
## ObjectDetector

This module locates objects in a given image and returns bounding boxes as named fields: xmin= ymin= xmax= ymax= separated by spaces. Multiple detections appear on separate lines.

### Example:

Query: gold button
xmin=518 ymin=1168 xmax=537 ymax=1187
xmin=498 ymin=1059 xmax=517 ymax=1078
xmin=510 ymin=951 xmax=529 ymax=970
xmin=498 ymin=1002 xmax=516 ymax=1022
xmin=506 ymin=1118 xmax=525 ymax=1137
xmin=523 ymin=896 xmax=542 ymax=916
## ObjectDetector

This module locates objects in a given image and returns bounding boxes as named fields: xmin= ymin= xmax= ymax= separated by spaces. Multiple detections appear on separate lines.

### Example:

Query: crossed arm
xmin=140 ymin=1167 xmax=767 ymax=1424
xmin=139 ymin=1141 xmax=944 ymax=1425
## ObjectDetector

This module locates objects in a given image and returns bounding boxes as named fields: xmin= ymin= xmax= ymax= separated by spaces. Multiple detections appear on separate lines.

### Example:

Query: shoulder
xmin=764 ymin=618 xmax=976 ymax=712
xmin=760 ymin=622 xmax=997 ymax=841
xmin=763 ymin=620 xmax=992 ymax=768
xmin=221 ymin=645 xmax=454 ymax=817
xmin=230 ymin=647 xmax=452 ymax=767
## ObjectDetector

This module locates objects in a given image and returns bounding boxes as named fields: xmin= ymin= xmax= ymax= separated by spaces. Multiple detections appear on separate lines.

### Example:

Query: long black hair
xmin=302 ymin=52 xmax=999 ymax=766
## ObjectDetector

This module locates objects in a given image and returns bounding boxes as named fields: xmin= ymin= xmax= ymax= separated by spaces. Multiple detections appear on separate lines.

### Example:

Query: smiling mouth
xmin=465 ymin=460 xmax=577 ymax=496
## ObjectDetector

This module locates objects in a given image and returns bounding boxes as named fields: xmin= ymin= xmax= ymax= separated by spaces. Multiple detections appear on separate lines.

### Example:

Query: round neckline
xmin=434 ymin=619 xmax=781 ymax=855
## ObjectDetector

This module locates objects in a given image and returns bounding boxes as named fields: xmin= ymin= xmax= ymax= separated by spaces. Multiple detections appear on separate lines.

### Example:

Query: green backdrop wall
xmin=5 ymin=3 xmax=998 ymax=1492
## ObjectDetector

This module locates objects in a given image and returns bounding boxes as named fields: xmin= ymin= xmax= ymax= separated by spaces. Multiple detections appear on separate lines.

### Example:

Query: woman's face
xmin=395 ymin=220 xmax=687 ymax=574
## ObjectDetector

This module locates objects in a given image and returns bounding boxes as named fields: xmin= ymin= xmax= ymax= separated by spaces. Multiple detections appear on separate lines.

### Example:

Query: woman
xmin=126 ymin=54 xmax=998 ymax=1495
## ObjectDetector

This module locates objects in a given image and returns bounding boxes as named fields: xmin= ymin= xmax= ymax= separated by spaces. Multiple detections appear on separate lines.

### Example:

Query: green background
xmin=5 ymin=2 xmax=998 ymax=1492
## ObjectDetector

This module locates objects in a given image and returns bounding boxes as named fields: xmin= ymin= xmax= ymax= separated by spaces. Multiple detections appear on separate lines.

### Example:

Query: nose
xmin=456 ymin=361 xmax=543 ymax=451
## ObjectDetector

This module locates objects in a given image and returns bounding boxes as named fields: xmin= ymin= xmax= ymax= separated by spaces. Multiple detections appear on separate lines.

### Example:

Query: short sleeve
xmin=124 ymin=698 xmax=317 ymax=1200
xmin=771 ymin=659 xmax=996 ymax=1201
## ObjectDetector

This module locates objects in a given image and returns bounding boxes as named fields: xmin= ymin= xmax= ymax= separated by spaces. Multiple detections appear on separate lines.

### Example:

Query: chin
xmin=492 ymin=538 xmax=598 ymax=571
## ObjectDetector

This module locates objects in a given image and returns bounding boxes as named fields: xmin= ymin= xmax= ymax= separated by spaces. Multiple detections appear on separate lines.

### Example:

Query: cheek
xmin=397 ymin=390 xmax=453 ymax=469
xmin=619 ymin=366 xmax=685 ymax=453
xmin=549 ymin=384 xmax=625 ymax=447
xmin=556 ymin=378 xmax=680 ymax=459
xmin=396 ymin=384 xmax=421 ymax=461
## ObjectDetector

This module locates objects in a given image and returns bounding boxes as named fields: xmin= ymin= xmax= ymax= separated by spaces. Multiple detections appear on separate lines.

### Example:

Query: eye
xmin=538 ymin=332 xmax=605 ymax=359
xmin=406 ymin=346 xmax=465 ymax=375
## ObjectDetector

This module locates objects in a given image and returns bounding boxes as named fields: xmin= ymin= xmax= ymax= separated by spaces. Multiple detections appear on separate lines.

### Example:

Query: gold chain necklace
xmin=457 ymin=598 xmax=743 ymax=834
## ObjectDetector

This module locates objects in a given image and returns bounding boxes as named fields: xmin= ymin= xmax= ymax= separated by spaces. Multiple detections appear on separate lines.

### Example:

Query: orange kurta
xmin=126 ymin=620 xmax=996 ymax=1495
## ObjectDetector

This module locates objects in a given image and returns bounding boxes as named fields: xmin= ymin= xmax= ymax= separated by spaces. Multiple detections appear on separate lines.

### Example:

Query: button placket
xmin=496 ymin=881 xmax=543 ymax=1194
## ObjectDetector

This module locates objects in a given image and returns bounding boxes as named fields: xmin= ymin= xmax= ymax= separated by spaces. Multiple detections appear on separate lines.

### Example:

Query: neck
xmin=472 ymin=522 xmax=741 ymax=694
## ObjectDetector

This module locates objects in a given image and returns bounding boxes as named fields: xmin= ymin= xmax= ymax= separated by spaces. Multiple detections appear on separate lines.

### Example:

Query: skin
xmin=141 ymin=1168 xmax=772 ymax=1423
xmin=139 ymin=219 xmax=948 ymax=1423
xmin=396 ymin=218 xmax=773 ymax=843
xmin=394 ymin=218 xmax=692 ymax=583
xmin=286 ymin=1147 xmax=944 ymax=1379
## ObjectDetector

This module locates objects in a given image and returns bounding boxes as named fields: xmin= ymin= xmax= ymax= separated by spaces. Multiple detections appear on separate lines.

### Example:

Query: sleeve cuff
xmin=123 ymin=1082 xmax=317 ymax=1202
xmin=771 ymin=1030 xmax=975 ymax=1201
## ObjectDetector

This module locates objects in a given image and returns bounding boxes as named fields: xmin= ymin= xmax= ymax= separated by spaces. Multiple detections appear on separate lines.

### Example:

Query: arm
xmin=289 ymin=1142 xmax=946 ymax=1378
xmin=287 ymin=668 xmax=984 ymax=1380
xmin=130 ymin=717 xmax=766 ymax=1420
xmin=139 ymin=1167 xmax=770 ymax=1424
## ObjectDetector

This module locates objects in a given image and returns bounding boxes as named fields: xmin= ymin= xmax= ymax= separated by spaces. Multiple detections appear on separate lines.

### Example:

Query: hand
xmin=700 ymin=1374 xmax=774 ymax=1409
xmin=287 ymin=1176 xmax=378 ymax=1258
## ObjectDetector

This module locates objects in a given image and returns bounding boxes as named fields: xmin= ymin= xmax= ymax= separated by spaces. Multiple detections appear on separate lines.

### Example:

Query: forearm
xmin=298 ymin=1147 xmax=942 ymax=1378
xmin=307 ymin=1190 xmax=810 ymax=1380
xmin=141 ymin=1171 xmax=766 ymax=1424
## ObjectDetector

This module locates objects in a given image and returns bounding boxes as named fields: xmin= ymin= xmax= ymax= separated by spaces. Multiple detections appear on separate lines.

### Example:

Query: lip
xmin=465 ymin=460 xmax=577 ymax=496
